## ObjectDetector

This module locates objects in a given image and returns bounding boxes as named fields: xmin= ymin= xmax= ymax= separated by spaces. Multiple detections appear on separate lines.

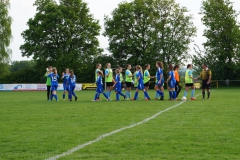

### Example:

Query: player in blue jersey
xmin=133 ymin=65 xmax=151 ymax=100
xmin=48 ymin=67 xmax=59 ymax=101
xmin=92 ymin=71 xmax=110 ymax=101
xmin=61 ymin=68 xmax=70 ymax=100
xmin=155 ymin=61 xmax=165 ymax=100
xmin=166 ymin=64 xmax=176 ymax=100
xmin=95 ymin=64 xmax=103 ymax=100
xmin=67 ymin=70 xmax=78 ymax=101
xmin=113 ymin=68 xmax=126 ymax=101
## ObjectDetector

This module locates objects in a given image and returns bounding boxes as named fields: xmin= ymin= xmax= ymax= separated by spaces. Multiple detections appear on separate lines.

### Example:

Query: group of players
xmin=44 ymin=61 xmax=212 ymax=102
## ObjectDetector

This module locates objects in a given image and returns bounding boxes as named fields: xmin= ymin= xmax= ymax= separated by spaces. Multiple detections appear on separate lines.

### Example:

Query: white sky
xmin=9 ymin=0 xmax=240 ymax=61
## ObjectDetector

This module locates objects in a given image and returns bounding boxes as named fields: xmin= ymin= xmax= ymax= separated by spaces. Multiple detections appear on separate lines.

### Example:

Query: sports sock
xmin=63 ymin=94 xmax=65 ymax=99
xmin=184 ymin=91 xmax=188 ymax=97
xmin=126 ymin=91 xmax=129 ymax=99
xmin=116 ymin=93 xmax=120 ymax=100
xmin=54 ymin=94 xmax=58 ymax=101
xmin=157 ymin=90 xmax=162 ymax=96
xmin=191 ymin=90 xmax=195 ymax=98
xmin=208 ymin=92 xmax=210 ymax=99
xmin=119 ymin=92 xmax=125 ymax=97
xmin=69 ymin=94 xmax=72 ymax=100
xmin=169 ymin=91 xmax=172 ymax=99
xmin=50 ymin=94 xmax=53 ymax=100
xmin=155 ymin=92 xmax=159 ymax=98
xmin=72 ymin=92 xmax=76 ymax=97
xmin=173 ymin=91 xmax=176 ymax=99
xmin=134 ymin=92 xmax=139 ymax=100
xmin=103 ymin=92 xmax=108 ymax=99
xmin=94 ymin=93 xmax=98 ymax=100
xmin=109 ymin=91 xmax=111 ymax=98
xmin=144 ymin=91 xmax=150 ymax=99
xmin=129 ymin=92 xmax=132 ymax=99
xmin=202 ymin=92 xmax=205 ymax=99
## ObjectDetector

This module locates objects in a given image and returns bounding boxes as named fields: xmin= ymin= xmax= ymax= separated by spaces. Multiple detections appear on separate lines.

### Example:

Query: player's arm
xmin=61 ymin=72 xmax=65 ymax=80
xmin=105 ymin=70 xmax=109 ymax=77
xmin=195 ymin=71 xmax=202 ymax=80
xmin=207 ymin=70 xmax=212 ymax=84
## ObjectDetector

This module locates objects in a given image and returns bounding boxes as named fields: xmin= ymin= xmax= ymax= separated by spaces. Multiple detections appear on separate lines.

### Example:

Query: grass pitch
xmin=0 ymin=89 xmax=240 ymax=160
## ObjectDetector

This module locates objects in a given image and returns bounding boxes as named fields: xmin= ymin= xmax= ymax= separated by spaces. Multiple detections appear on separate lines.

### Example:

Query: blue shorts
xmin=168 ymin=81 xmax=176 ymax=88
xmin=156 ymin=80 xmax=164 ymax=87
xmin=51 ymin=84 xmax=58 ymax=91
xmin=137 ymin=83 xmax=144 ymax=90
xmin=63 ymin=83 xmax=69 ymax=91
xmin=96 ymin=87 xmax=104 ymax=93
xmin=115 ymin=86 xmax=122 ymax=93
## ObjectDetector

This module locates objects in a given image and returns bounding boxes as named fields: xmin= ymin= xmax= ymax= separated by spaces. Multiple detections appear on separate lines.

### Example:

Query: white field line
xmin=46 ymin=94 xmax=200 ymax=160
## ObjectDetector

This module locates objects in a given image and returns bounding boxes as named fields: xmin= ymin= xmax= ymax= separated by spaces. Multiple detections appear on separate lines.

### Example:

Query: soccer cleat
xmin=160 ymin=96 xmax=164 ymax=100
xmin=202 ymin=98 xmax=205 ymax=100
xmin=145 ymin=98 xmax=149 ymax=101
xmin=75 ymin=97 xmax=78 ymax=101
xmin=191 ymin=97 xmax=196 ymax=100
xmin=124 ymin=96 xmax=127 ymax=100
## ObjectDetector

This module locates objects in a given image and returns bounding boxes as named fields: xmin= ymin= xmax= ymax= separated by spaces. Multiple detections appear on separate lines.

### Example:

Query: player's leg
xmin=191 ymin=85 xmax=195 ymax=100
xmin=47 ymin=85 xmax=51 ymax=100
xmin=183 ymin=85 xmax=189 ymax=97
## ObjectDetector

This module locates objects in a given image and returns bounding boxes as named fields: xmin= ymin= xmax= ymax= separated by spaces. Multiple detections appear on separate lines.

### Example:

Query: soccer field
xmin=0 ymin=89 xmax=240 ymax=160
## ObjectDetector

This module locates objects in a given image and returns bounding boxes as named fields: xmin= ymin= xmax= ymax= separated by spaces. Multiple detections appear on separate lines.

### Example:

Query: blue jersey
xmin=115 ymin=74 xmax=121 ymax=87
xmin=68 ymin=75 xmax=76 ymax=86
xmin=169 ymin=71 xmax=176 ymax=82
xmin=63 ymin=74 xmax=70 ymax=85
xmin=48 ymin=73 xmax=59 ymax=85
xmin=136 ymin=71 xmax=144 ymax=84
xmin=156 ymin=68 xmax=164 ymax=82
xmin=96 ymin=75 xmax=104 ymax=89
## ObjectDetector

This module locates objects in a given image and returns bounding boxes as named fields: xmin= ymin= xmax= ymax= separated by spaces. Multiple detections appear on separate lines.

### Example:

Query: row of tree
xmin=1 ymin=0 xmax=240 ymax=83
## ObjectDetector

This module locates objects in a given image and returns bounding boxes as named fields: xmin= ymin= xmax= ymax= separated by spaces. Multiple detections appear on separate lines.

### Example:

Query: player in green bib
xmin=143 ymin=64 xmax=153 ymax=99
xmin=183 ymin=64 xmax=196 ymax=100
xmin=125 ymin=64 xmax=133 ymax=100
xmin=44 ymin=66 xmax=52 ymax=100
xmin=105 ymin=63 xmax=114 ymax=98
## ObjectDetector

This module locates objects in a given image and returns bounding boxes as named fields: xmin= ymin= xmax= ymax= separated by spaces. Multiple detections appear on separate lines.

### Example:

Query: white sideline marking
xmin=46 ymin=95 xmax=200 ymax=160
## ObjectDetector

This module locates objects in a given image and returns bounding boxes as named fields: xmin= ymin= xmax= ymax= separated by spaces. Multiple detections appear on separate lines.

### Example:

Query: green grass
xmin=0 ymin=89 xmax=240 ymax=160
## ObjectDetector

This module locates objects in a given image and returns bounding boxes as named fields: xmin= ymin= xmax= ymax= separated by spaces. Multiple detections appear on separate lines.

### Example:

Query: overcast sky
xmin=9 ymin=0 xmax=240 ymax=61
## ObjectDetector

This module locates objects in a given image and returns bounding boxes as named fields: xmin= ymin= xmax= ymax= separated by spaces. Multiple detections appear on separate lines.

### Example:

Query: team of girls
xmin=46 ymin=67 xmax=78 ymax=102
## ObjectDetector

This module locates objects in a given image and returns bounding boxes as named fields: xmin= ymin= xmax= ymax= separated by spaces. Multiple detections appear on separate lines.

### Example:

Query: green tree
xmin=0 ymin=0 xmax=12 ymax=76
xmin=10 ymin=60 xmax=36 ymax=73
xmin=103 ymin=0 xmax=196 ymax=68
xmin=194 ymin=0 xmax=240 ymax=80
xmin=20 ymin=0 xmax=102 ymax=81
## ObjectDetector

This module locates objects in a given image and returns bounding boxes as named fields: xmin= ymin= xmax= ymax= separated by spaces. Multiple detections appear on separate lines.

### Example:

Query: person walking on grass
xmin=183 ymin=64 xmax=196 ymax=100
xmin=45 ymin=66 xmax=52 ymax=100
xmin=194 ymin=63 xmax=212 ymax=100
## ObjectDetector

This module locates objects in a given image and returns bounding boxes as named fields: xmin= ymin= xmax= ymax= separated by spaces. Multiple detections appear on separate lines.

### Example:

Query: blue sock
xmin=144 ymin=92 xmax=146 ymax=99
xmin=155 ymin=92 xmax=159 ymax=98
xmin=184 ymin=91 xmax=188 ymax=97
xmin=129 ymin=92 xmax=132 ymax=99
xmin=144 ymin=91 xmax=150 ymax=99
xmin=63 ymin=94 xmax=65 ymax=99
xmin=72 ymin=92 xmax=76 ymax=97
xmin=54 ymin=94 xmax=58 ymax=101
xmin=191 ymin=90 xmax=195 ymax=98
xmin=173 ymin=91 xmax=176 ymax=99
xmin=103 ymin=92 xmax=108 ymax=99
xmin=50 ymin=94 xmax=53 ymax=100
xmin=116 ymin=93 xmax=120 ymax=100
xmin=94 ymin=93 xmax=98 ymax=100
xmin=119 ymin=92 xmax=125 ymax=97
xmin=109 ymin=91 xmax=111 ymax=98
xmin=169 ymin=91 xmax=172 ymax=99
xmin=157 ymin=90 xmax=162 ymax=96
xmin=68 ymin=94 xmax=71 ymax=100
xmin=125 ymin=91 xmax=128 ymax=99
xmin=162 ymin=92 xmax=164 ymax=97
xmin=134 ymin=92 xmax=139 ymax=100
